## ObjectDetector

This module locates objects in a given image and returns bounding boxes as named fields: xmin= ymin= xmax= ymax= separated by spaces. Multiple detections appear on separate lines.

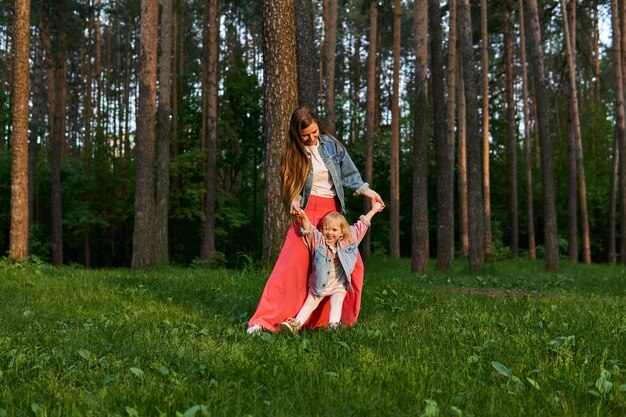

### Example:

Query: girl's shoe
xmin=279 ymin=318 xmax=302 ymax=334
xmin=246 ymin=324 xmax=264 ymax=335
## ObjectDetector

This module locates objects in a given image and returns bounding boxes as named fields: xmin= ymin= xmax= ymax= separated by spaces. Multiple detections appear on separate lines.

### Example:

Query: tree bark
xmin=295 ymin=0 xmax=318 ymax=110
xmin=411 ymin=0 xmax=429 ymax=273
xmin=201 ymin=0 xmax=220 ymax=260
xmin=389 ymin=0 xmax=401 ymax=258
xmin=9 ymin=0 xmax=30 ymax=258
xmin=362 ymin=0 xmax=378 ymax=259
xmin=504 ymin=1 xmax=518 ymax=257
xmin=49 ymin=5 xmax=68 ymax=267
xmin=132 ymin=0 xmax=159 ymax=268
xmin=155 ymin=0 xmax=175 ymax=263
xmin=527 ymin=0 xmax=559 ymax=271
xmin=481 ymin=0 xmax=491 ymax=256
xmin=430 ymin=0 xmax=453 ymax=271
xmin=262 ymin=0 xmax=298 ymax=263
xmin=323 ymin=0 xmax=337 ymax=132
xmin=457 ymin=55 xmax=468 ymax=258
xmin=459 ymin=0 xmax=485 ymax=270
xmin=518 ymin=0 xmax=536 ymax=260
xmin=609 ymin=130 xmax=619 ymax=264
xmin=560 ymin=0 xmax=590 ymax=264
xmin=612 ymin=0 xmax=626 ymax=263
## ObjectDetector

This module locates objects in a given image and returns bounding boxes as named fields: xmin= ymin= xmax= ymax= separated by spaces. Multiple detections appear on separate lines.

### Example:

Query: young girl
xmin=279 ymin=202 xmax=384 ymax=333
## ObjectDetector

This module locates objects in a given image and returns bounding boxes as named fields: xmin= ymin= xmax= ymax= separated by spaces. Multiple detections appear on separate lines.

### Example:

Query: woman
xmin=247 ymin=107 xmax=384 ymax=334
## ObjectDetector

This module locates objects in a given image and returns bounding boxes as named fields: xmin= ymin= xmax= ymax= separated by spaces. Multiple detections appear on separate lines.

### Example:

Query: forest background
xmin=1 ymin=0 xmax=624 ymax=273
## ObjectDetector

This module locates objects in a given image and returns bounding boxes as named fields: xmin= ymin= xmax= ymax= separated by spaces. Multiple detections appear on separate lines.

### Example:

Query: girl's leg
xmin=295 ymin=294 xmax=324 ymax=324
xmin=328 ymin=292 xmax=346 ymax=325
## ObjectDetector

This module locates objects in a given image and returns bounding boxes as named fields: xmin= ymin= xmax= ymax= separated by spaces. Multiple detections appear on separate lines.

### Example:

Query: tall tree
xmin=481 ymin=0 xmax=491 ymax=256
xmin=612 ymin=0 xmax=626 ymax=263
xmin=411 ymin=0 xmax=429 ymax=273
xmin=362 ymin=0 xmax=378 ymax=259
xmin=518 ymin=0 xmax=536 ymax=260
xmin=201 ymin=0 xmax=220 ymax=260
xmin=444 ymin=0 xmax=457 ymax=256
xmin=389 ymin=0 xmax=401 ymax=258
xmin=560 ymin=0 xmax=590 ymax=264
xmin=457 ymin=55 xmax=468 ymax=257
xmin=504 ymin=1 xmax=518 ymax=257
xmin=155 ymin=0 xmax=174 ymax=263
xmin=132 ymin=0 xmax=158 ymax=268
xmin=262 ymin=0 xmax=298 ymax=262
xmin=430 ymin=0 xmax=453 ymax=270
xmin=48 ymin=2 xmax=68 ymax=266
xmin=459 ymin=0 xmax=484 ymax=270
xmin=527 ymin=0 xmax=559 ymax=271
xmin=295 ymin=0 xmax=318 ymax=110
xmin=9 ymin=0 xmax=30 ymax=258
xmin=323 ymin=0 xmax=337 ymax=132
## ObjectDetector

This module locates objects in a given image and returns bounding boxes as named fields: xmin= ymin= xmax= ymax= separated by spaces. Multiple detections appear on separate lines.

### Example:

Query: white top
xmin=307 ymin=143 xmax=336 ymax=198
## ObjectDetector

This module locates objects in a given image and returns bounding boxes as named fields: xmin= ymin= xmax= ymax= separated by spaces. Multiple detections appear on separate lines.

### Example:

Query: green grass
xmin=1 ymin=257 xmax=625 ymax=417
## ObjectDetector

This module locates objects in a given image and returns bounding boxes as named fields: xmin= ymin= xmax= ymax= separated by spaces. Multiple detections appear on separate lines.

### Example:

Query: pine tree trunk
xmin=527 ymin=0 xmax=559 ymax=271
xmin=612 ymin=0 xmax=626 ymax=263
xmin=609 ymin=130 xmax=619 ymax=264
xmin=430 ymin=0 xmax=453 ymax=271
xmin=29 ymin=35 xmax=46 ymax=241
xmin=518 ymin=0 xmax=536 ymax=260
xmin=362 ymin=0 xmax=377 ymax=259
xmin=9 ymin=0 xmax=31 ymax=258
xmin=155 ymin=0 xmax=175 ymax=263
xmin=323 ymin=0 xmax=336 ymax=132
xmin=504 ymin=2 xmax=518 ymax=257
xmin=262 ymin=0 xmax=298 ymax=263
xmin=481 ymin=0 xmax=491 ymax=256
xmin=295 ymin=0 xmax=318 ymax=110
xmin=457 ymin=56 xmax=468 ymax=258
xmin=411 ymin=0 xmax=429 ymax=273
xmin=389 ymin=0 xmax=401 ymax=258
xmin=201 ymin=0 xmax=220 ymax=260
xmin=83 ymin=3 xmax=94 ymax=268
xmin=459 ymin=0 xmax=485 ymax=270
xmin=561 ymin=0 xmax=591 ymax=264
xmin=132 ymin=0 xmax=159 ymax=268
xmin=49 ymin=6 xmax=68 ymax=267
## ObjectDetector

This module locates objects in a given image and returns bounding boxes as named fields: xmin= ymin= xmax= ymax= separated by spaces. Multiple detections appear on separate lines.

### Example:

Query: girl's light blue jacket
xmin=298 ymin=135 xmax=369 ymax=214
xmin=300 ymin=216 xmax=370 ymax=297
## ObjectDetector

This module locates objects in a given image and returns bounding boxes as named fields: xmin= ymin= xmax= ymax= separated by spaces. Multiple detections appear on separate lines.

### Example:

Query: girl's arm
xmin=362 ymin=201 xmax=384 ymax=225
xmin=352 ymin=202 xmax=384 ymax=244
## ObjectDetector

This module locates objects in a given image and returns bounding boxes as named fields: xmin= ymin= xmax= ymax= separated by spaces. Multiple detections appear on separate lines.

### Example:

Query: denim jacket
xmin=300 ymin=216 xmax=370 ymax=297
xmin=299 ymin=135 xmax=369 ymax=213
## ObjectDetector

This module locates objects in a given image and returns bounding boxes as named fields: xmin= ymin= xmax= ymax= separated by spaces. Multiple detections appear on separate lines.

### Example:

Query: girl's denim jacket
xmin=300 ymin=216 xmax=370 ymax=297
xmin=298 ymin=135 xmax=370 ymax=213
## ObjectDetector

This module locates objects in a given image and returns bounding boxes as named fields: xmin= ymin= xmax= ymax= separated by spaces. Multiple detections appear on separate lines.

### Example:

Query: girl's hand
xmin=290 ymin=200 xmax=301 ymax=216
xmin=373 ymin=201 xmax=384 ymax=212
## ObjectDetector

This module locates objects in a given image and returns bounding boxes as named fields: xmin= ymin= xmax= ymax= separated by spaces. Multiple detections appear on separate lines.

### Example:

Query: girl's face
xmin=301 ymin=122 xmax=320 ymax=146
xmin=322 ymin=220 xmax=342 ymax=246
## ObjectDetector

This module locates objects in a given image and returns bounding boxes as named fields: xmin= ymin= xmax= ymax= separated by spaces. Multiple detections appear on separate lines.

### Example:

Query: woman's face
xmin=301 ymin=122 xmax=320 ymax=146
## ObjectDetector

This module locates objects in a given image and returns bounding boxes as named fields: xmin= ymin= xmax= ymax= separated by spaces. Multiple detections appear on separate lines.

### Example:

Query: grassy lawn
xmin=1 ymin=257 xmax=625 ymax=417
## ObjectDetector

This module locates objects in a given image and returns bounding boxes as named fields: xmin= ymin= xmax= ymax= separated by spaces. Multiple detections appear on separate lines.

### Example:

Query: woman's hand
xmin=363 ymin=189 xmax=385 ymax=208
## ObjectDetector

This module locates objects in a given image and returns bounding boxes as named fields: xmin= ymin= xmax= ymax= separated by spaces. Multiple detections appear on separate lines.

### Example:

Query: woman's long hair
xmin=280 ymin=107 xmax=330 ymax=214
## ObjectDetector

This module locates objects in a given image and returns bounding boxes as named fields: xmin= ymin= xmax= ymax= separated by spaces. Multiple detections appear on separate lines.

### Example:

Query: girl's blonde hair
xmin=320 ymin=212 xmax=353 ymax=242
xmin=281 ymin=107 xmax=336 ymax=215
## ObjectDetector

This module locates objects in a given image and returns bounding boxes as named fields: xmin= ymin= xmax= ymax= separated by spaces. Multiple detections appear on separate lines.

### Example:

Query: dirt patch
xmin=435 ymin=287 xmax=543 ymax=299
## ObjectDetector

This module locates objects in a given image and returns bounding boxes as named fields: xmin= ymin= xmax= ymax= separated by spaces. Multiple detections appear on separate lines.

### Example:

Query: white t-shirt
xmin=307 ymin=143 xmax=336 ymax=198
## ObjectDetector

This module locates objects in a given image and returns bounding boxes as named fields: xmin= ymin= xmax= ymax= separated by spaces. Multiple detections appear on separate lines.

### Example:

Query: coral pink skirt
xmin=248 ymin=195 xmax=364 ymax=331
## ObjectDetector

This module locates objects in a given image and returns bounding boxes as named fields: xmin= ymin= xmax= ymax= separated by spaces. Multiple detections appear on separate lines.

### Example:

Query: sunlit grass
xmin=0 ymin=258 xmax=625 ymax=416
